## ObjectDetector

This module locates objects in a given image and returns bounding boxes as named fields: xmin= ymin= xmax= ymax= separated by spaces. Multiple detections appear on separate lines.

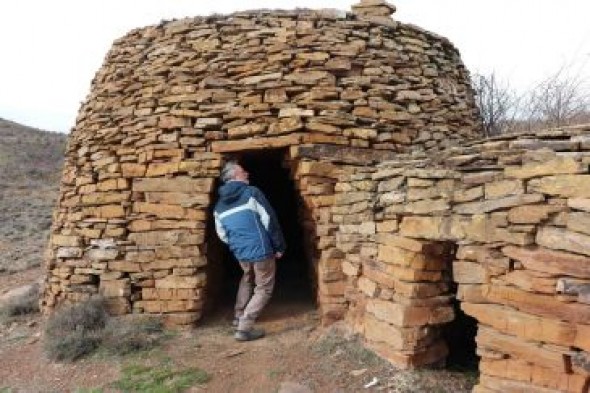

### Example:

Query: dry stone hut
xmin=44 ymin=1 xmax=590 ymax=391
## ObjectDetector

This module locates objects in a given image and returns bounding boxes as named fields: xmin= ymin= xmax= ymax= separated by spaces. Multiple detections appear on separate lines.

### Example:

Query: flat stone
xmin=453 ymin=261 xmax=489 ymax=284
xmin=155 ymin=274 xmax=206 ymax=289
xmin=86 ymin=248 xmax=119 ymax=261
xmin=528 ymin=175 xmax=590 ymax=198
xmin=239 ymin=72 xmax=282 ymax=85
xmin=133 ymin=177 xmax=213 ymax=193
xmin=454 ymin=193 xmax=544 ymax=214
xmin=568 ymin=198 xmax=590 ymax=212
xmin=566 ymin=212 xmax=590 ymax=235
xmin=505 ymin=157 xmax=585 ymax=179
xmin=536 ymin=226 xmax=590 ymax=256
xmin=484 ymin=180 xmax=524 ymax=199
xmin=507 ymin=205 xmax=562 ymax=224
xmin=503 ymin=245 xmax=590 ymax=278
xmin=462 ymin=302 xmax=576 ymax=348
xmin=399 ymin=216 xmax=446 ymax=240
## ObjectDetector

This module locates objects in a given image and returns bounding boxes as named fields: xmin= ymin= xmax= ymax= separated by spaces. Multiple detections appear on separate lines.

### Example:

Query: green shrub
xmin=113 ymin=363 xmax=210 ymax=393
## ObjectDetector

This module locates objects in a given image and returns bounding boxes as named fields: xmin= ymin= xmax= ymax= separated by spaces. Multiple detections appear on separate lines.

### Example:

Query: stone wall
xmin=43 ymin=1 xmax=480 ymax=324
xmin=334 ymin=125 xmax=590 ymax=392
xmin=42 ymin=1 xmax=590 ymax=391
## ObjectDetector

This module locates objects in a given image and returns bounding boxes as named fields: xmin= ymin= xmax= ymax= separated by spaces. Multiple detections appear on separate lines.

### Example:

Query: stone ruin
xmin=43 ymin=1 xmax=590 ymax=391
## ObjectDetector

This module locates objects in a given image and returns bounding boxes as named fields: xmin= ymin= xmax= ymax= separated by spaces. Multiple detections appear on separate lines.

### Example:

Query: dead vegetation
xmin=0 ymin=283 xmax=40 ymax=320
xmin=44 ymin=297 xmax=166 ymax=362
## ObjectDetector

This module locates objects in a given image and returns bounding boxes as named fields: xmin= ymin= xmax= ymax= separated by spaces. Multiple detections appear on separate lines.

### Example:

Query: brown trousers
xmin=235 ymin=257 xmax=276 ymax=331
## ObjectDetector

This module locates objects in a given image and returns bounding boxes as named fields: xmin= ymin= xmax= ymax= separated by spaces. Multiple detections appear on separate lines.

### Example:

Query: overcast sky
xmin=1 ymin=0 xmax=588 ymax=133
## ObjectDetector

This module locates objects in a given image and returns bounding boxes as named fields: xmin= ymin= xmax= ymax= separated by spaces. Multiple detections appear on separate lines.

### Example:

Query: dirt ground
xmin=0 ymin=268 xmax=478 ymax=393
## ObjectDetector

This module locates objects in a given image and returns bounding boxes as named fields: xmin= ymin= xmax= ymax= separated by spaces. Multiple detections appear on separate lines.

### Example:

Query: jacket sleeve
xmin=250 ymin=187 xmax=286 ymax=253
xmin=214 ymin=211 xmax=229 ymax=244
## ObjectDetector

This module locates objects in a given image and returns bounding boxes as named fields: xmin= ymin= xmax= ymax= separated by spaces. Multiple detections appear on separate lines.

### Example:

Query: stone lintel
xmin=291 ymin=143 xmax=397 ymax=165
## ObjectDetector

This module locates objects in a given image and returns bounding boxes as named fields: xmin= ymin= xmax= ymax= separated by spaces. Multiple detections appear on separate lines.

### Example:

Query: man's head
xmin=220 ymin=161 xmax=249 ymax=184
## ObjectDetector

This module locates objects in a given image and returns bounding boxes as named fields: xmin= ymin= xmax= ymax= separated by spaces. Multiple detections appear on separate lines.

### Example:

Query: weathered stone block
xmin=100 ymin=279 xmax=131 ymax=298
xmin=507 ymin=204 xmax=562 ymax=224
xmin=358 ymin=277 xmax=377 ymax=297
xmin=86 ymin=248 xmax=119 ymax=261
xmin=154 ymin=273 xmax=206 ymax=289
xmin=566 ymin=212 xmax=590 ymax=235
xmin=453 ymin=261 xmax=489 ymax=284
xmin=454 ymin=194 xmax=544 ymax=214
xmin=502 ymin=245 xmax=590 ymax=278
xmin=367 ymin=299 xmax=453 ymax=327
xmin=399 ymin=216 xmax=445 ymax=239
xmin=52 ymin=235 xmax=82 ymax=247
xmin=567 ymin=198 xmax=590 ymax=212
xmin=505 ymin=157 xmax=585 ymax=179
xmin=528 ymin=175 xmax=590 ymax=198
xmin=133 ymin=177 xmax=213 ymax=193
xmin=484 ymin=180 xmax=524 ymax=199
xmin=536 ymin=226 xmax=590 ymax=256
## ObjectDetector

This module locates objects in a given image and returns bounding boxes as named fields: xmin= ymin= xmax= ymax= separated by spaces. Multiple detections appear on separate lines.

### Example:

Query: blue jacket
xmin=214 ymin=181 xmax=286 ymax=262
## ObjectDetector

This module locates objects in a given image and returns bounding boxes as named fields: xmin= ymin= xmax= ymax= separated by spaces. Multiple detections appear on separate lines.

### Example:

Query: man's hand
xmin=275 ymin=252 xmax=283 ymax=259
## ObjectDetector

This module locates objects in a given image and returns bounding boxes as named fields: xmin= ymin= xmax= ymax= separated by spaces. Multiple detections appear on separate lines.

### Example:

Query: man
xmin=214 ymin=160 xmax=286 ymax=341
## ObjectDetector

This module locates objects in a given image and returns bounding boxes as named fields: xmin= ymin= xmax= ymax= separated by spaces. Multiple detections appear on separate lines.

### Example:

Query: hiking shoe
xmin=234 ymin=328 xmax=265 ymax=342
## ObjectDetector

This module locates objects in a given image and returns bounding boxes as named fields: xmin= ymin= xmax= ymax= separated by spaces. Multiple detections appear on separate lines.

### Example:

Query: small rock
xmin=364 ymin=377 xmax=379 ymax=388
xmin=350 ymin=368 xmax=367 ymax=377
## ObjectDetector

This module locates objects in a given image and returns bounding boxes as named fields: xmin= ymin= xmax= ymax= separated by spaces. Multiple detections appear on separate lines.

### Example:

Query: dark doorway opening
xmin=441 ymin=297 xmax=479 ymax=370
xmin=441 ymin=247 xmax=480 ymax=372
xmin=204 ymin=149 xmax=315 ymax=325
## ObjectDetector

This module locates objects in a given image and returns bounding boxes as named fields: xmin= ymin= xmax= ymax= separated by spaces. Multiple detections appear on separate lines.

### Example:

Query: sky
xmin=0 ymin=0 xmax=588 ymax=133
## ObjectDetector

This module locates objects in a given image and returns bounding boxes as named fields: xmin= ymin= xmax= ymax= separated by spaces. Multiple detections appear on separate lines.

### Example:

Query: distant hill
xmin=0 ymin=118 xmax=67 ymax=273
xmin=0 ymin=118 xmax=66 ymax=186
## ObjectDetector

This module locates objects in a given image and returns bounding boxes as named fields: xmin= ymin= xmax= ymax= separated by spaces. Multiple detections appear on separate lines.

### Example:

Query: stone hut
xmin=44 ymin=1 xmax=590 ymax=391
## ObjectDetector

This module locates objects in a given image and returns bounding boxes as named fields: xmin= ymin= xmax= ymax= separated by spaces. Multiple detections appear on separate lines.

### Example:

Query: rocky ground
xmin=0 ymin=296 xmax=477 ymax=393
xmin=0 ymin=119 xmax=478 ymax=392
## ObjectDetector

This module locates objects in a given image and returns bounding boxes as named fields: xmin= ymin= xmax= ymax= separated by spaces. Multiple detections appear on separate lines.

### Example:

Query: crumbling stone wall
xmin=335 ymin=125 xmax=590 ymax=392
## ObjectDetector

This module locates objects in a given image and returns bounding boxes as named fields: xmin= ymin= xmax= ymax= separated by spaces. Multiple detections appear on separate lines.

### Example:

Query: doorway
xmin=204 ymin=149 xmax=315 ymax=325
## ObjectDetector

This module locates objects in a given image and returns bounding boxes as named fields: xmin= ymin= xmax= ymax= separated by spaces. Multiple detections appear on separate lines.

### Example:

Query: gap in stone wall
xmin=441 ymin=242 xmax=479 ymax=371
xmin=203 ymin=149 xmax=316 ymax=323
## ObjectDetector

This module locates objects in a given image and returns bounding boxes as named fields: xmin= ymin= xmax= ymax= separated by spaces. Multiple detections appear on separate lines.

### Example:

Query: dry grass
xmin=44 ymin=298 xmax=108 ymax=361
xmin=0 ymin=283 xmax=40 ymax=319
xmin=0 ymin=118 xmax=66 ymax=273
xmin=44 ymin=297 xmax=168 ymax=362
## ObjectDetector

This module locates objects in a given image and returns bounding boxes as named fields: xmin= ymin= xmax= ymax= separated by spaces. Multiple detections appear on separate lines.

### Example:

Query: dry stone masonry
xmin=334 ymin=125 xmax=590 ymax=392
xmin=44 ymin=1 xmax=590 ymax=391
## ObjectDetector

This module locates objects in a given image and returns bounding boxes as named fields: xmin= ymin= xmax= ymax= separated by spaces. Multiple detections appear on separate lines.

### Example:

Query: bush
xmin=44 ymin=298 xmax=168 ymax=362
xmin=44 ymin=297 xmax=108 ymax=361
xmin=45 ymin=297 xmax=108 ymax=338
xmin=0 ymin=283 xmax=40 ymax=318
xmin=44 ymin=329 xmax=102 ymax=362
xmin=102 ymin=316 xmax=164 ymax=356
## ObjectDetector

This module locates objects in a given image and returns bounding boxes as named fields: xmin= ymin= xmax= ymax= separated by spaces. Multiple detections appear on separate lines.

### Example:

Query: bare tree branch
xmin=471 ymin=72 xmax=520 ymax=136
xmin=527 ymin=64 xmax=590 ymax=128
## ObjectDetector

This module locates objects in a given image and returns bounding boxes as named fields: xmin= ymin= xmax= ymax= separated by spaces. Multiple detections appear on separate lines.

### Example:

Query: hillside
xmin=0 ymin=118 xmax=67 ymax=272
